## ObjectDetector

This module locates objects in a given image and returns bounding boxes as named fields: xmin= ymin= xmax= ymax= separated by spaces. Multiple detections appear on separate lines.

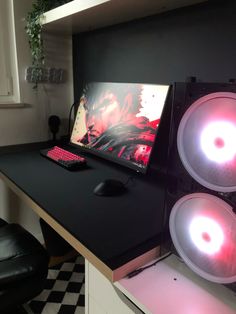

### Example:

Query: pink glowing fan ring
xmin=177 ymin=92 xmax=236 ymax=192
xmin=169 ymin=193 xmax=236 ymax=283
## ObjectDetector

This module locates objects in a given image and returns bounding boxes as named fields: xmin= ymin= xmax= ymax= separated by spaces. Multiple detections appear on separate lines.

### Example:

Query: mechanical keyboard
xmin=40 ymin=146 xmax=86 ymax=170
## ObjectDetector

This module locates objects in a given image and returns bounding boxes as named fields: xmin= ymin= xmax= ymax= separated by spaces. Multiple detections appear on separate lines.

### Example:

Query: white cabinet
xmin=86 ymin=260 xmax=143 ymax=314
xmin=85 ymin=256 xmax=236 ymax=314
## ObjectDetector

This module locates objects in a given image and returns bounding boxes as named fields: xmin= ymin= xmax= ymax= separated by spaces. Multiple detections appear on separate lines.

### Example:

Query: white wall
xmin=0 ymin=0 xmax=73 ymax=241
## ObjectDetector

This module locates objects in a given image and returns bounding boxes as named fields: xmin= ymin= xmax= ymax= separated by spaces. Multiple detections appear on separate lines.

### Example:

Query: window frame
xmin=0 ymin=0 xmax=20 ymax=104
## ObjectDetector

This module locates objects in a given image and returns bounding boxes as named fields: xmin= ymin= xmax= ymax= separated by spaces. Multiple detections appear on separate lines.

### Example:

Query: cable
xmin=68 ymin=102 xmax=77 ymax=136
xmin=123 ymin=175 xmax=134 ymax=186
xmin=127 ymin=251 xmax=172 ymax=278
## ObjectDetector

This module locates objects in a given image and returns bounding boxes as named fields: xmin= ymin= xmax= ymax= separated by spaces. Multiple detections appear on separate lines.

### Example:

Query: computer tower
xmin=165 ymin=82 xmax=236 ymax=287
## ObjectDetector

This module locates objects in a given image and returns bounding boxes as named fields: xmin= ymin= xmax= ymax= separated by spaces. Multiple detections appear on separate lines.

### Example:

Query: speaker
xmin=167 ymin=82 xmax=236 ymax=284
xmin=48 ymin=115 xmax=61 ymax=141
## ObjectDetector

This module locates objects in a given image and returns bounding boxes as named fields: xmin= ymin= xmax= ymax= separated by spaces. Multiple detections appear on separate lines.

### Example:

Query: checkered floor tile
xmin=24 ymin=255 xmax=85 ymax=314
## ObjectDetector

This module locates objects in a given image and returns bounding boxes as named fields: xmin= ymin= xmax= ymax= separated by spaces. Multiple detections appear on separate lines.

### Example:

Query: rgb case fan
xmin=167 ymin=83 xmax=236 ymax=284
xmin=169 ymin=193 xmax=236 ymax=283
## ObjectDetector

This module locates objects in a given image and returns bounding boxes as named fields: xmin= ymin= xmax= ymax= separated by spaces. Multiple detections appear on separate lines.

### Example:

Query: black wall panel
xmin=73 ymin=0 xmax=236 ymax=101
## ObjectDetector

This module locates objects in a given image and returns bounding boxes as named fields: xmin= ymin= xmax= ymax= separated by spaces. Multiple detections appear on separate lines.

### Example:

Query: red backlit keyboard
xmin=40 ymin=146 xmax=86 ymax=170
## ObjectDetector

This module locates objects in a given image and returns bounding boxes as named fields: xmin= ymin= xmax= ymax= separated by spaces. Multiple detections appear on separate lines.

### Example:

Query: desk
xmin=0 ymin=142 xmax=166 ymax=281
xmin=1 ymin=143 xmax=235 ymax=314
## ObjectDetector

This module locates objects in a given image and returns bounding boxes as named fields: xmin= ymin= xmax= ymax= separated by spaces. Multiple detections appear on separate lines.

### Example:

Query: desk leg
xmin=85 ymin=259 xmax=89 ymax=314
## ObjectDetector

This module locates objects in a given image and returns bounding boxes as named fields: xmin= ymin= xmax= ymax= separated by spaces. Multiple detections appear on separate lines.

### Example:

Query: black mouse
xmin=93 ymin=179 xmax=126 ymax=196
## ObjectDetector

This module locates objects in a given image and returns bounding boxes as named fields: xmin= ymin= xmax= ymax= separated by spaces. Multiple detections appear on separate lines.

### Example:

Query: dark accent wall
xmin=73 ymin=0 xmax=236 ymax=100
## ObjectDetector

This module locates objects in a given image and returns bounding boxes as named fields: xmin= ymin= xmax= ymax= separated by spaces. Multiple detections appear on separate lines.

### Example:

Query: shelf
xmin=116 ymin=255 xmax=236 ymax=314
xmin=42 ymin=0 xmax=208 ymax=34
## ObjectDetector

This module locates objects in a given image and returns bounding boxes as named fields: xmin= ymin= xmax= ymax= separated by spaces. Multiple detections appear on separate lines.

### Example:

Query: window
xmin=0 ymin=0 xmax=20 ymax=104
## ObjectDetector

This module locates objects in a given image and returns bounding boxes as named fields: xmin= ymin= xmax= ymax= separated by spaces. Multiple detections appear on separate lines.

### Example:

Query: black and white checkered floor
xmin=24 ymin=255 xmax=85 ymax=314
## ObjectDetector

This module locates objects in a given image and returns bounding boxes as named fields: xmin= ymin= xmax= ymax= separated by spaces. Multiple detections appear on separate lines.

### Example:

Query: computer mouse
xmin=93 ymin=179 xmax=127 ymax=196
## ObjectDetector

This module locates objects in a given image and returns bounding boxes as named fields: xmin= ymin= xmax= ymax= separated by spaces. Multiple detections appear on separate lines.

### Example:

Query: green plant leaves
xmin=25 ymin=0 xmax=72 ymax=68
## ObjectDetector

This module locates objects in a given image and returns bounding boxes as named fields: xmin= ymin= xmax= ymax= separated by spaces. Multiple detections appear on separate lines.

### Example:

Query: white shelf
xmin=116 ymin=255 xmax=236 ymax=314
xmin=42 ymin=0 xmax=208 ymax=34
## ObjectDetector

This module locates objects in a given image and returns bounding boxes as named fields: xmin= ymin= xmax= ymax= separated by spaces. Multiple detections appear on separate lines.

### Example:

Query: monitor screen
xmin=70 ymin=82 xmax=169 ymax=173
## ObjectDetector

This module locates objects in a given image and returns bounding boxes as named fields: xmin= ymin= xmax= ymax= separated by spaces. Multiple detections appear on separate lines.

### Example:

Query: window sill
xmin=0 ymin=102 xmax=26 ymax=108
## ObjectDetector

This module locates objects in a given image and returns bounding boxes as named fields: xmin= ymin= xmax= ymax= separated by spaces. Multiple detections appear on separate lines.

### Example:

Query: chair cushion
xmin=0 ymin=222 xmax=49 ymax=311
xmin=0 ymin=218 xmax=7 ymax=228
xmin=0 ymin=223 xmax=48 ymax=285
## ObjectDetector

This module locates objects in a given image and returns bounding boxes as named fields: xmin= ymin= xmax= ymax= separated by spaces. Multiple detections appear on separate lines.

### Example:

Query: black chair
xmin=0 ymin=218 xmax=49 ymax=313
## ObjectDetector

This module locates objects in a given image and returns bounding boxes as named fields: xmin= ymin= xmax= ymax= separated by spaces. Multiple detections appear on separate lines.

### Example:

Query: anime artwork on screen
xmin=71 ymin=82 xmax=169 ymax=172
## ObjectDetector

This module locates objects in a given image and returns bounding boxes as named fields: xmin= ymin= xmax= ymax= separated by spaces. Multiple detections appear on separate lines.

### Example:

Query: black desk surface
xmin=0 ymin=142 xmax=166 ymax=271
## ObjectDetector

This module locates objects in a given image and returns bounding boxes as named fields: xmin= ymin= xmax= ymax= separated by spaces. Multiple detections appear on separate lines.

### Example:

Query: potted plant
xmin=25 ymin=0 xmax=72 ymax=85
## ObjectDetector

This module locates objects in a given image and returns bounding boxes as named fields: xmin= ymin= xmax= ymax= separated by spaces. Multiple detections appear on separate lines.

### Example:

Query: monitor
xmin=70 ymin=82 xmax=169 ymax=173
